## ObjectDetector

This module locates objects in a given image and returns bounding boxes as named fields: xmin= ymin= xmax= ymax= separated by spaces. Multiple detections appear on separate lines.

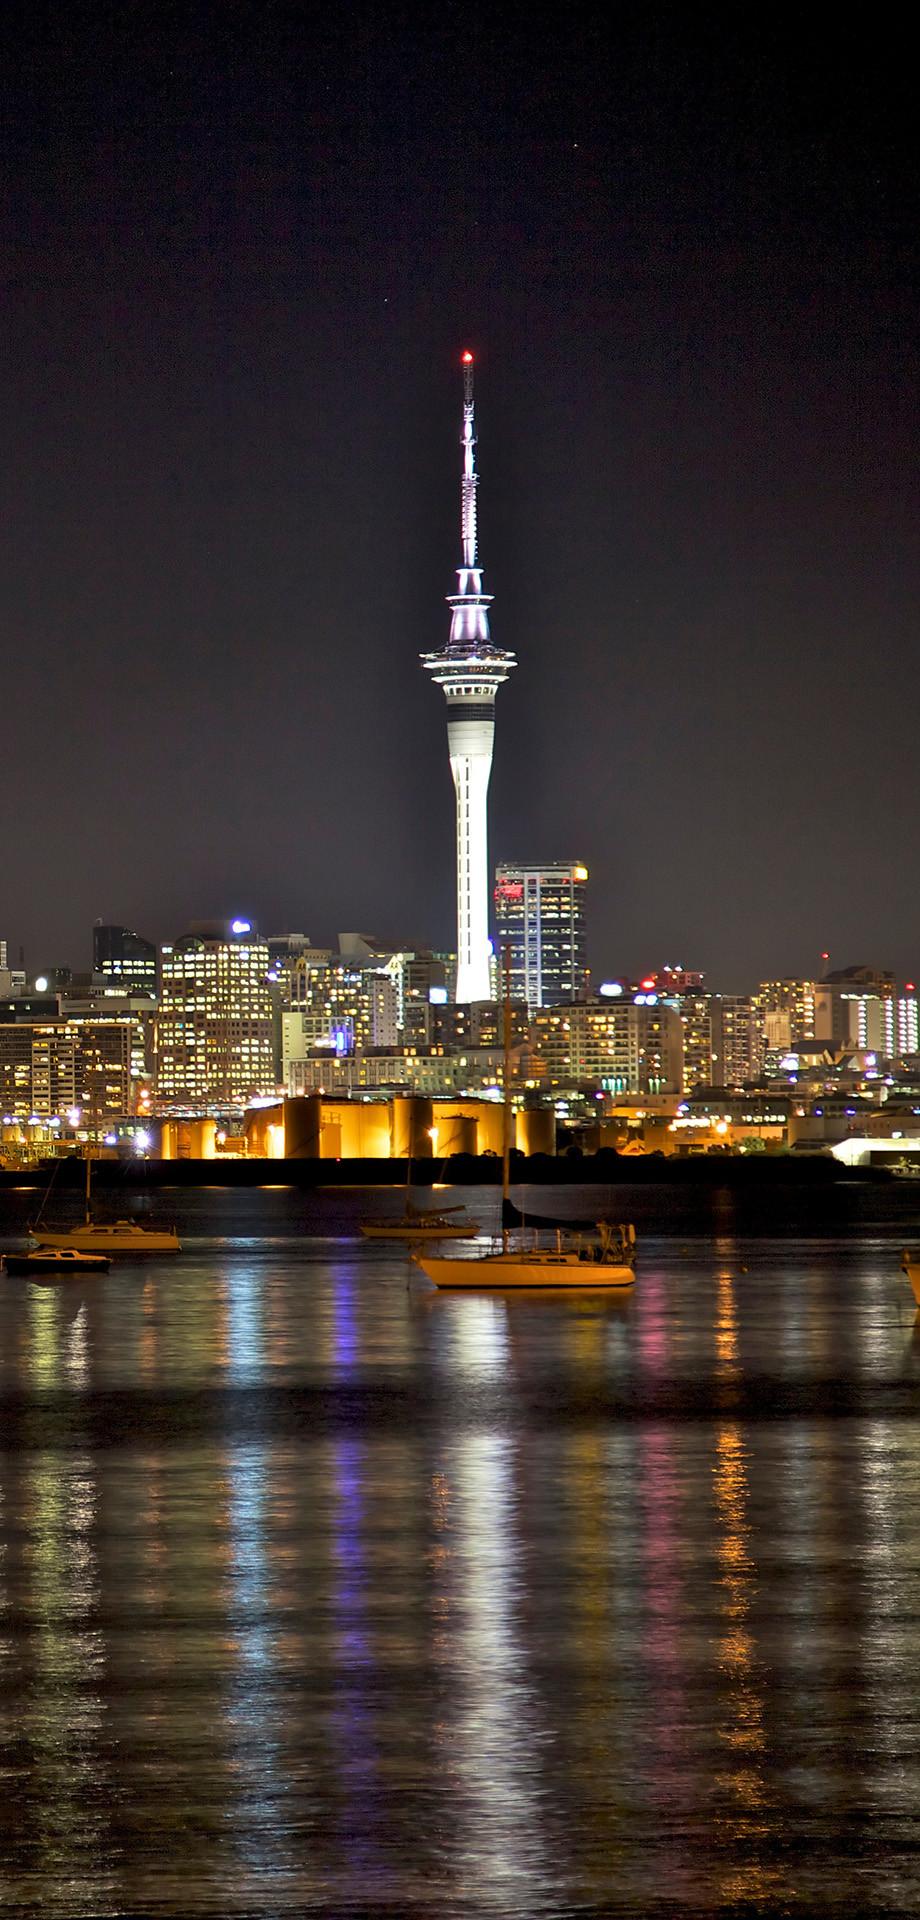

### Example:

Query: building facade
xmin=531 ymin=999 xmax=684 ymax=1095
xmin=93 ymin=924 xmax=158 ymax=996
xmin=711 ymin=995 xmax=764 ymax=1086
xmin=494 ymin=862 xmax=588 ymax=1009
xmin=0 ymin=1018 xmax=132 ymax=1118
xmin=156 ymin=928 xmax=274 ymax=1107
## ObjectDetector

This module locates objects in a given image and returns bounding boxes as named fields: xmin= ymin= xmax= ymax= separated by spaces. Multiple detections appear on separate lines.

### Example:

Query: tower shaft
xmin=421 ymin=357 xmax=516 ymax=1003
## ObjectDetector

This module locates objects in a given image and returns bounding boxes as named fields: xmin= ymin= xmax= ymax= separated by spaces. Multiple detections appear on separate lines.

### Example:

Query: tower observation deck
xmin=421 ymin=354 xmax=516 ymax=1003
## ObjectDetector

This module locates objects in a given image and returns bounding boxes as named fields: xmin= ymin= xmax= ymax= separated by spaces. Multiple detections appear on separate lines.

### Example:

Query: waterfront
xmin=1 ymin=1190 xmax=920 ymax=1915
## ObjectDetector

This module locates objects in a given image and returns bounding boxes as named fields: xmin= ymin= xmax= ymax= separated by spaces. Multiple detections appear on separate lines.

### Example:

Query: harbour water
xmin=1 ymin=1185 xmax=920 ymax=1916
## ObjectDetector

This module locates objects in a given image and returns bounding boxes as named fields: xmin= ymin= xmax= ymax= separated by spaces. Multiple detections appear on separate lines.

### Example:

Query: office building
xmin=494 ymin=862 xmax=588 ymax=1008
xmin=531 ymin=998 xmax=683 ymax=1095
xmin=672 ymin=991 xmax=716 ymax=1093
xmin=712 ymin=995 xmax=764 ymax=1086
xmin=421 ymin=355 xmax=516 ymax=1002
xmin=0 ymin=1017 xmax=133 ymax=1119
xmin=156 ymin=923 xmax=274 ymax=1107
xmin=93 ymin=924 xmax=158 ymax=996
xmin=756 ymin=979 xmax=819 ymax=1052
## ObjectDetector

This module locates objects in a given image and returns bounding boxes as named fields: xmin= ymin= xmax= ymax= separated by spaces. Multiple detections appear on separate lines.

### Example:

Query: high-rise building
xmin=156 ymin=923 xmax=274 ymax=1107
xmin=671 ymin=991 xmax=716 ymax=1092
xmin=531 ymin=998 xmax=683 ymax=1095
xmin=494 ymin=862 xmax=588 ymax=1008
xmin=713 ymin=995 xmax=764 ymax=1086
xmin=756 ymin=979 xmax=819 ymax=1052
xmin=93 ymin=924 xmax=158 ymax=996
xmin=838 ymin=992 xmax=918 ymax=1056
xmin=421 ymin=355 xmax=516 ymax=1003
xmin=280 ymin=959 xmax=400 ymax=1085
xmin=0 ymin=1016 xmax=133 ymax=1118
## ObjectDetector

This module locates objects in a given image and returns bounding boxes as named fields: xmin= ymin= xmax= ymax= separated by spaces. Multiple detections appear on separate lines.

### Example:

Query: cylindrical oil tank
xmin=473 ymin=1100 xmax=506 ymax=1157
xmin=244 ymin=1105 xmax=283 ymax=1157
xmin=284 ymin=1094 xmax=322 ymax=1158
xmin=434 ymin=1111 xmax=478 ymax=1157
xmin=517 ymin=1107 xmax=556 ymax=1157
xmin=391 ymin=1095 xmax=434 ymax=1159
xmin=186 ymin=1118 xmax=217 ymax=1159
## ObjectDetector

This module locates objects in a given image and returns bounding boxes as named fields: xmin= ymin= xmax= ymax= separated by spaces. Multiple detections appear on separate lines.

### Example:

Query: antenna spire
xmin=460 ymin=352 xmax=477 ymax=569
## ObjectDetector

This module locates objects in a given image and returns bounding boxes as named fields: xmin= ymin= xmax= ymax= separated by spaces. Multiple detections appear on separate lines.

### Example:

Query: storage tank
xmin=517 ymin=1107 xmax=556 ymax=1157
xmin=434 ymin=1110 xmax=478 ymax=1156
xmin=283 ymin=1095 xmax=322 ymax=1158
xmin=186 ymin=1118 xmax=216 ymax=1159
xmin=390 ymin=1095 xmax=434 ymax=1159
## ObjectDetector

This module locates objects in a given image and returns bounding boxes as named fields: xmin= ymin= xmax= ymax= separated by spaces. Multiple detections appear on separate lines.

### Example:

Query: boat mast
xmin=501 ymin=944 xmax=512 ymax=1252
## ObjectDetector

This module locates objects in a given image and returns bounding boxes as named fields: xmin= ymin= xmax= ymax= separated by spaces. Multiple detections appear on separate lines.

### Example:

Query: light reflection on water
xmin=0 ymin=1208 xmax=919 ymax=1913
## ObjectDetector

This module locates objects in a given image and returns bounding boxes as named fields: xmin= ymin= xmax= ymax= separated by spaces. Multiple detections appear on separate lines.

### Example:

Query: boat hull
xmin=5 ymin=1251 xmax=110 ymax=1274
xmin=414 ymin=1249 xmax=636 ymax=1288
xmin=30 ymin=1224 xmax=180 ymax=1252
xmin=901 ymin=1253 xmax=920 ymax=1305
xmin=360 ymin=1219 xmax=479 ymax=1239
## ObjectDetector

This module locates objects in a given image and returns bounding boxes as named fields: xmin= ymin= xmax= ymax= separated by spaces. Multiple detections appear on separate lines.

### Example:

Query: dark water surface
xmin=2 ymin=1186 xmax=920 ymax=1916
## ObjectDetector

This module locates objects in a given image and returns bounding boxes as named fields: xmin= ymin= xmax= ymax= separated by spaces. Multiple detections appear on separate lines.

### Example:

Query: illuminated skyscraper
xmin=422 ymin=355 xmax=516 ymax=1003
xmin=494 ymin=862 xmax=588 ymax=1009
xmin=157 ymin=922 xmax=274 ymax=1106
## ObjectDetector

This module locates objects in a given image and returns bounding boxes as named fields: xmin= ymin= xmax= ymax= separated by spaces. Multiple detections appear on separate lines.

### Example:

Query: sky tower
xmin=422 ymin=354 xmax=516 ymax=1003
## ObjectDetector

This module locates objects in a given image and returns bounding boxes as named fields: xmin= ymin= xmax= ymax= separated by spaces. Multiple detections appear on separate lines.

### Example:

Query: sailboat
xmin=413 ymin=956 xmax=637 ymax=1290
xmin=29 ymin=1143 xmax=181 ymax=1253
xmin=359 ymin=1162 xmax=479 ymax=1240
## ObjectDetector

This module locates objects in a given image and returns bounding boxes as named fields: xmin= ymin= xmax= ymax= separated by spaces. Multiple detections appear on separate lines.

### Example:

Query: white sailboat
xmin=413 ymin=1218 xmax=637 ymax=1289
xmin=30 ymin=1145 xmax=181 ymax=1253
xmin=414 ymin=954 xmax=636 ymax=1290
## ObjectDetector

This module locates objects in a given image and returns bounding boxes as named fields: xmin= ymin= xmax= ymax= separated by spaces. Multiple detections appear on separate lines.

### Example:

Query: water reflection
xmin=435 ymin=1429 xmax=558 ymax=1912
xmin=222 ymin=1263 xmax=288 ymax=1893
xmin=1 ymin=1225 xmax=920 ymax=1912
xmin=711 ymin=1265 xmax=779 ymax=1907
xmin=437 ymin=1291 xmax=511 ymax=1377
xmin=329 ymin=1434 xmax=383 ymax=1883
xmin=14 ymin=1288 xmax=111 ymax=1914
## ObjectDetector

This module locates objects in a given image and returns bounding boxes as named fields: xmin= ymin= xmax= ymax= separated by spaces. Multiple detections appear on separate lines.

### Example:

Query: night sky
xmin=2 ymin=4 xmax=918 ymax=988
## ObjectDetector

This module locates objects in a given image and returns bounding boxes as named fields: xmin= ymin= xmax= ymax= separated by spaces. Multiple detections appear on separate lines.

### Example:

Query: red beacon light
xmin=462 ymin=350 xmax=474 ymax=363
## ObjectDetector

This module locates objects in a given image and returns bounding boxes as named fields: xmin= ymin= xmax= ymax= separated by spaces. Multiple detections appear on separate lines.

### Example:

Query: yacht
xmin=31 ymin=1219 xmax=181 ymax=1253
xmin=414 ymin=954 xmax=637 ymax=1290
xmin=29 ymin=1148 xmax=181 ymax=1253
xmin=5 ymin=1247 xmax=110 ymax=1275
xmin=414 ymin=1219 xmax=636 ymax=1288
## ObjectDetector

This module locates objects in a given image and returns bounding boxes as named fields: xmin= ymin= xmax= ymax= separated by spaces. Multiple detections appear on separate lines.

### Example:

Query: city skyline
xmin=7 ymin=902 xmax=920 ymax=1005
xmin=2 ymin=9 xmax=918 ymax=981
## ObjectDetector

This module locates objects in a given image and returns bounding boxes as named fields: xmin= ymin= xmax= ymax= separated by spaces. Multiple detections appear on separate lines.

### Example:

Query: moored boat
xmin=360 ymin=1200 xmax=480 ymax=1239
xmin=900 ymin=1249 xmax=920 ymax=1305
xmin=414 ymin=1220 xmax=636 ymax=1288
xmin=29 ymin=1149 xmax=180 ymax=1253
xmin=415 ymin=951 xmax=638 ymax=1291
xmin=4 ymin=1247 xmax=110 ymax=1275
xmin=30 ymin=1220 xmax=181 ymax=1253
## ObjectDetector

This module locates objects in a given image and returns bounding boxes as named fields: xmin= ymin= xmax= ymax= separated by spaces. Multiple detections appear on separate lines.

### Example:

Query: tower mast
xmin=421 ymin=354 xmax=517 ymax=1004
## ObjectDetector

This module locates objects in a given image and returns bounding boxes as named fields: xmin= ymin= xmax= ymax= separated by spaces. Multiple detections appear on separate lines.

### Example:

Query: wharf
xmin=0 ymin=1151 xmax=895 ymax=1190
